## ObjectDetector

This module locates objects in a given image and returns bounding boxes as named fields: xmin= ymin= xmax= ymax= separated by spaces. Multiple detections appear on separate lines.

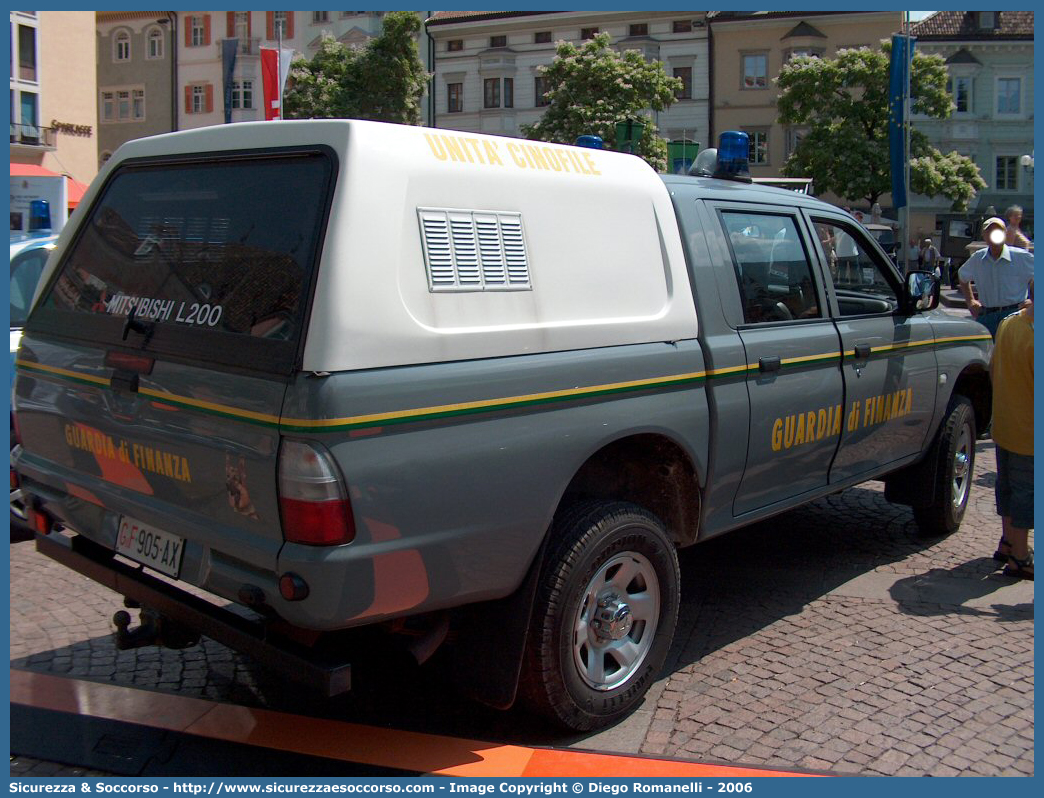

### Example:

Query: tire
xmin=913 ymin=396 xmax=976 ymax=537
xmin=520 ymin=501 xmax=680 ymax=731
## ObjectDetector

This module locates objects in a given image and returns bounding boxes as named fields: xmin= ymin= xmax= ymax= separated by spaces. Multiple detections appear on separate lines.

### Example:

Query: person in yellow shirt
xmin=990 ymin=281 xmax=1034 ymax=579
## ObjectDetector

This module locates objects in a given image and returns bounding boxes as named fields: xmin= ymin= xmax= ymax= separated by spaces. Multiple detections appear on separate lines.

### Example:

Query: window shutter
xmin=184 ymin=85 xmax=192 ymax=113
xmin=227 ymin=12 xmax=235 ymax=38
xmin=285 ymin=12 xmax=294 ymax=39
xmin=205 ymin=84 xmax=214 ymax=114
xmin=184 ymin=20 xmax=192 ymax=48
xmin=247 ymin=13 xmax=252 ymax=37
xmin=266 ymin=12 xmax=274 ymax=40
xmin=203 ymin=14 xmax=211 ymax=46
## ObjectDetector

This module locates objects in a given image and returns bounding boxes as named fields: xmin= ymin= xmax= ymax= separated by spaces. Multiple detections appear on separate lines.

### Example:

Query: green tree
xmin=521 ymin=33 xmax=681 ymax=172
xmin=777 ymin=42 xmax=985 ymax=210
xmin=283 ymin=10 xmax=429 ymax=124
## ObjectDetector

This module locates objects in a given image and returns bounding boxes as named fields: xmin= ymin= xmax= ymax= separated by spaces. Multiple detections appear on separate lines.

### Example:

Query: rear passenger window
xmin=813 ymin=220 xmax=899 ymax=316
xmin=721 ymin=211 xmax=820 ymax=324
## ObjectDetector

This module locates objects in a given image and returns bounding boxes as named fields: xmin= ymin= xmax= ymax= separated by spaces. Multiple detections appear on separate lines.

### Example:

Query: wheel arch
xmin=449 ymin=432 xmax=701 ymax=712
xmin=557 ymin=432 xmax=703 ymax=548
xmin=885 ymin=379 xmax=981 ymax=512
xmin=950 ymin=363 xmax=992 ymax=435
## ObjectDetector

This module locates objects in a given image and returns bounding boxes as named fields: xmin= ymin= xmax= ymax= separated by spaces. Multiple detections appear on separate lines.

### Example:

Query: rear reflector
xmin=278 ymin=440 xmax=355 ymax=546
xmin=28 ymin=507 xmax=52 ymax=535
xmin=279 ymin=572 xmax=310 ymax=601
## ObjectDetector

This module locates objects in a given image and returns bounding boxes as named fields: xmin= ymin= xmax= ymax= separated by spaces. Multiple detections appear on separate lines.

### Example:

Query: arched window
xmin=114 ymin=29 xmax=131 ymax=62
xmin=146 ymin=27 xmax=164 ymax=59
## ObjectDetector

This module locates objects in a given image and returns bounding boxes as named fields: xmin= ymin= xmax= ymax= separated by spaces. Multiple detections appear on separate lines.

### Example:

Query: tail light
xmin=27 ymin=506 xmax=52 ymax=535
xmin=277 ymin=439 xmax=355 ymax=546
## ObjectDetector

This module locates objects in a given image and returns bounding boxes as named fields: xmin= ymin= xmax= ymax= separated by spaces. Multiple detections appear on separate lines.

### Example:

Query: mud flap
xmin=449 ymin=536 xmax=548 ymax=710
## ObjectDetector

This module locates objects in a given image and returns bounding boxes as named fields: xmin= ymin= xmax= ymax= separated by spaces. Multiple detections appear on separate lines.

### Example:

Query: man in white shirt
xmin=958 ymin=217 xmax=1034 ymax=338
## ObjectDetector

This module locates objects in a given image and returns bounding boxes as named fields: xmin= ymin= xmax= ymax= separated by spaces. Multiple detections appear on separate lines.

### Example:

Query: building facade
xmin=10 ymin=10 xmax=98 ymax=185
xmin=709 ymin=11 xmax=903 ymax=187
xmin=96 ymin=11 xmax=177 ymax=167
xmin=174 ymin=11 xmax=389 ymax=131
xmin=427 ymin=10 xmax=710 ymax=163
xmin=909 ymin=10 xmax=1034 ymax=241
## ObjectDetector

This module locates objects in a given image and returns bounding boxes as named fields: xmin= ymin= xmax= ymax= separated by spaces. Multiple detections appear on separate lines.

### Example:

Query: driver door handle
xmin=854 ymin=344 xmax=872 ymax=360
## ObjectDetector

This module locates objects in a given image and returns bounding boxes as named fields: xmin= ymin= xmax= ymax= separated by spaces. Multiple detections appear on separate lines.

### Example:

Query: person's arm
xmin=958 ymin=263 xmax=981 ymax=317
xmin=959 ymin=280 xmax=981 ymax=316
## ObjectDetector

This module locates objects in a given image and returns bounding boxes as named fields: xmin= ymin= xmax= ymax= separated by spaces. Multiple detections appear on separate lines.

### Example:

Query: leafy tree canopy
xmin=777 ymin=42 xmax=985 ymax=210
xmin=283 ymin=10 xmax=429 ymax=124
xmin=521 ymin=33 xmax=681 ymax=172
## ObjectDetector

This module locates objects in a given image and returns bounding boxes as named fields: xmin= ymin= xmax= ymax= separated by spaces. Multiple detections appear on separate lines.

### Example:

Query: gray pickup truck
xmin=13 ymin=121 xmax=991 ymax=731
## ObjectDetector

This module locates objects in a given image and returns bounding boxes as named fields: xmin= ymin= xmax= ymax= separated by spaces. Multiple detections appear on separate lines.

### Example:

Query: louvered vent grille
xmin=418 ymin=208 xmax=531 ymax=292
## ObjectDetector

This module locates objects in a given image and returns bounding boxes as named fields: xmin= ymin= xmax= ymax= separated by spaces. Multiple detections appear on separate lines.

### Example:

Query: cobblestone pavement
xmin=9 ymin=441 xmax=1033 ymax=777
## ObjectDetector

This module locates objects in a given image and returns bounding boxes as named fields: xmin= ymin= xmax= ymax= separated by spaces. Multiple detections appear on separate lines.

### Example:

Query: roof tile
xmin=911 ymin=10 xmax=1034 ymax=40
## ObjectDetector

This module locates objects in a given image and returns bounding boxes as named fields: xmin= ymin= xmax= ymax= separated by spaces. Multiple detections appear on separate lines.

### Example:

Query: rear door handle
xmin=759 ymin=356 xmax=781 ymax=373
xmin=854 ymin=344 xmax=871 ymax=360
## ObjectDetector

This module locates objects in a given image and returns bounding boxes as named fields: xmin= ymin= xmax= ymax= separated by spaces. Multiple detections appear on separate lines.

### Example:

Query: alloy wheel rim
xmin=951 ymin=422 xmax=972 ymax=509
xmin=572 ymin=551 xmax=660 ymax=691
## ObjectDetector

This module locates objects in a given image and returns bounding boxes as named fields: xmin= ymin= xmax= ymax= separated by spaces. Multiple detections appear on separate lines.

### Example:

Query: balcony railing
xmin=218 ymin=37 xmax=262 ymax=57
xmin=10 ymin=123 xmax=55 ymax=148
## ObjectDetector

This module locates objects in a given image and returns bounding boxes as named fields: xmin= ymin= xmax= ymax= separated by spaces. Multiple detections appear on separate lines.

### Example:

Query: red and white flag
xmin=260 ymin=47 xmax=294 ymax=121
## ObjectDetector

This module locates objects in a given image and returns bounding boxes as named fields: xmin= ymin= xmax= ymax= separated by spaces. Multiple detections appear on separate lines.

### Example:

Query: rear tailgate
xmin=14 ymin=147 xmax=336 ymax=597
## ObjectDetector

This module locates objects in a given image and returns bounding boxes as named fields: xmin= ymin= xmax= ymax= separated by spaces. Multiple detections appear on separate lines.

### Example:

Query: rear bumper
xmin=35 ymin=530 xmax=352 ymax=697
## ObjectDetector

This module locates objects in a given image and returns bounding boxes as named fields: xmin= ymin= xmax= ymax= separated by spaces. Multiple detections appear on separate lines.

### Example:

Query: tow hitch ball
xmin=113 ymin=605 xmax=200 ymax=650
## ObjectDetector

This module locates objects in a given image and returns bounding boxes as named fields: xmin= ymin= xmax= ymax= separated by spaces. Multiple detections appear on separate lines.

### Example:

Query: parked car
xmin=10 ymin=232 xmax=57 ymax=539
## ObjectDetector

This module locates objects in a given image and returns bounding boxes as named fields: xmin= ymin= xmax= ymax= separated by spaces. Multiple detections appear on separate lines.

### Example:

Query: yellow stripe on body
xmin=14 ymin=359 xmax=111 ymax=387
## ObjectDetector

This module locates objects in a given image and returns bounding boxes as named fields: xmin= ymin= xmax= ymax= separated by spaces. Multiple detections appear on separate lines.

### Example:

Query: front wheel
xmin=520 ymin=501 xmax=680 ymax=731
xmin=913 ymin=396 xmax=976 ymax=536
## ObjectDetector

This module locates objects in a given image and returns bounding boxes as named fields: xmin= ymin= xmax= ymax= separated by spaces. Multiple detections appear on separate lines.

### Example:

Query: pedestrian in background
xmin=919 ymin=238 xmax=940 ymax=277
xmin=958 ymin=217 xmax=1034 ymax=338
xmin=990 ymin=280 xmax=1033 ymax=580
xmin=1005 ymin=205 xmax=1032 ymax=249
xmin=906 ymin=238 xmax=920 ymax=274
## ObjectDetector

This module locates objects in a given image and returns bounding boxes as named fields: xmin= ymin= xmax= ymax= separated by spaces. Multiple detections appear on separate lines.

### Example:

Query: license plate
xmin=115 ymin=515 xmax=185 ymax=578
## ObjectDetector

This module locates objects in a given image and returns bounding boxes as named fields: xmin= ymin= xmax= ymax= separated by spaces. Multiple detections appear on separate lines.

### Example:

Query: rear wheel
xmin=913 ymin=396 xmax=976 ymax=537
xmin=520 ymin=501 xmax=680 ymax=731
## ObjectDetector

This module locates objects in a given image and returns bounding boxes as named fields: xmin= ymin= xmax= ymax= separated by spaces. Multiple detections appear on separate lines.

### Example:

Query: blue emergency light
xmin=575 ymin=135 xmax=603 ymax=149
xmin=714 ymin=131 xmax=752 ymax=182
xmin=687 ymin=132 xmax=752 ymax=183
xmin=28 ymin=199 xmax=52 ymax=233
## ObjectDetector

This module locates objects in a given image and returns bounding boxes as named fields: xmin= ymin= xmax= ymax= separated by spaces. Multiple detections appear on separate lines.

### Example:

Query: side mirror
xmin=905 ymin=270 xmax=939 ymax=313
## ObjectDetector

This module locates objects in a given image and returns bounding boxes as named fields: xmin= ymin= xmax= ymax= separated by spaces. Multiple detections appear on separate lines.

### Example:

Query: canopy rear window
xmin=29 ymin=149 xmax=335 ymax=375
